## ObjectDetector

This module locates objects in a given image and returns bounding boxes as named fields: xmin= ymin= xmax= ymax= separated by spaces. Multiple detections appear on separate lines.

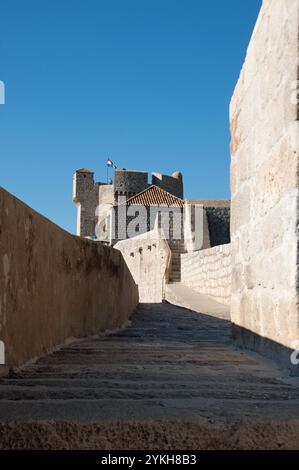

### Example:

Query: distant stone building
xmin=72 ymin=167 xmax=230 ymax=263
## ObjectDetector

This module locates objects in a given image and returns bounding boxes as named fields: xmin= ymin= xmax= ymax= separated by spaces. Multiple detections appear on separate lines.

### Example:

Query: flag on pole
xmin=107 ymin=158 xmax=117 ymax=169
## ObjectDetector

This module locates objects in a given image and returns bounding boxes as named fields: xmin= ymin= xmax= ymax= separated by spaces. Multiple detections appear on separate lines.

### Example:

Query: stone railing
xmin=181 ymin=244 xmax=231 ymax=306
xmin=0 ymin=187 xmax=139 ymax=368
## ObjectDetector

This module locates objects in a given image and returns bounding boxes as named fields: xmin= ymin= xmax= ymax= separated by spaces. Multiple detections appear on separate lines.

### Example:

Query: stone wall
xmin=111 ymin=205 xmax=185 ymax=246
xmin=74 ymin=168 xmax=185 ymax=239
xmin=73 ymin=170 xmax=98 ymax=237
xmin=181 ymin=244 xmax=231 ymax=305
xmin=115 ymin=230 xmax=171 ymax=303
xmin=187 ymin=200 xmax=230 ymax=247
xmin=230 ymin=0 xmax=299 ymax=372
xmin=114 ymin=170 xmax=148 ymax=198
xmin=98 ymin=184 xmax=114 ymax=206
xmin=0 ymin=187 xmax=139 ymax=368
xmin=205 ymin=207 xmax=230 ymax=247
xmin=152 ymin=172 xmax=183 ymax=199
xmin=184 ymin=204 xmax=211 ymax=253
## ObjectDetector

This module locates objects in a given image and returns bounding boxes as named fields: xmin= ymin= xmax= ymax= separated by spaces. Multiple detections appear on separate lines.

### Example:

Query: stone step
xmin=171 ymin=262 xmax=181 ymax=268
xmin=0 ymin=366 xmax=9 ymax=378
xmin=0 ymin=382 xmax=296 ymax=401
xmin=0 ymin=302 xmax=299 ymax=447
xmin=170 ymin=276 xmax=180 ymax=280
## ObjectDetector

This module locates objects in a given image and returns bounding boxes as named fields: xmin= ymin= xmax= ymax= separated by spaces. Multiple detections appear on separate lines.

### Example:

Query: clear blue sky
xmin=0 ymin=0 xmax=262 ymax=234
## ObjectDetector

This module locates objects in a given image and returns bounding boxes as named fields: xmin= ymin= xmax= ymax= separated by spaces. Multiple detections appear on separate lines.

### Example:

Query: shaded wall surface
xmin=0 ymin=188 xmax=139 ymax=368
xmin=181 ymin=244 xmax=231 ymax=306
xmin=205 ymin=207 xmax=230 ymax=247
xmin=230 ymin=0 xmax=299 ymax=372
xmin=187 ymin=200 xmax=230 ymax=247
xmin=115 ymin=231 xmax=171 ymax=303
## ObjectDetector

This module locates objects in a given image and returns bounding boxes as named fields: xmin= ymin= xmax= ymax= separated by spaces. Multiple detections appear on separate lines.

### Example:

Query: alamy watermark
xmin=0 ymin=341 xmax=5 ymax=365
xmin=0 ymin=80 xmax=5 ymax=105
xmin=290 ymin=340 xmax=299 ymax=366
xmin=94 ymin=196 xmax=205 ymax=250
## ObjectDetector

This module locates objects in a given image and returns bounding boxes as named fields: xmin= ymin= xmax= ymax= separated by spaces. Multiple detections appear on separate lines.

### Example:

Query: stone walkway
xmin=0 ymin=301 xmax=299 ymax=449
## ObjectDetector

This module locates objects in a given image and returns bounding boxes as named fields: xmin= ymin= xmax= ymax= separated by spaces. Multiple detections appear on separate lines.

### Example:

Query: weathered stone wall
xmin=74 ymin=168 xmax=185 ymax=239
xmin=152 ymin=172 xmax=183 ymax=199
xmin=0 ymin=187 xmax=139 ymax=368
xmin=73 ymin=170 xmax=98 ymax=237
xmin=181 ymin=244 xmax=231 ymax=306
xmin=98 ymin=184 xmax=114 ymax=206
xmin=187 ymin=200 xmax=230 ymax=248
xmin=205 ymin=207 xmax=230 ymax=247
xmin=114 ymin=170 xmax=148 ymax=198
xmin=115 ymin=231 xmax=171 ymax=303
xmin=184 ymin=204 xmax=211 ymax=253
xmin=111 ymin=206 xmax=185 ymax=246
xmin=230 ymin=0 xmax=299 ymax=370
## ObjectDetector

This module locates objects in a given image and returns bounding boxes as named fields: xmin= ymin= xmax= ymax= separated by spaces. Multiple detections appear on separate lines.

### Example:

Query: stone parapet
xmin=181 ymin=244 xmax=231 ymax=306
xmin=0 ymin=187 xmax=139 ymax=368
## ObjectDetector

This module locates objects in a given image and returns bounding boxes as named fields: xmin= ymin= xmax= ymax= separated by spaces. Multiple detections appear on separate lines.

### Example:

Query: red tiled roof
xmin=126 ymin=185 xmax=184 ymax=208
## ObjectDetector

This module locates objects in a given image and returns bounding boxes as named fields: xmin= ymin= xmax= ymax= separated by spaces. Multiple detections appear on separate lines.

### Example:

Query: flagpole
xmin=106 ymin=159 xmax=116 ymax=184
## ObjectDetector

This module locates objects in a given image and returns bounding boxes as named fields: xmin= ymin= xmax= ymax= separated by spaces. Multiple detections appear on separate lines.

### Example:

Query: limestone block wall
xmin=230 ymin=0 xmax=299 ymax=371
xmin=98 ymin=184 xmax=114 ymax=206
xmin=73 ymin=170 xmax=98 ymax=238
xmin=186 ymin=200 xmax=230 ymax=249
xmin=152 ymin=172 xmax=183 ymax=199
xmin=205 ymin=206 xmax=230 ymax=247
xmin=114 ymin=170 xmax=148 ymax=198
xmin=181 ymin=244 xmax=231 ymax=305
xmin=115 ymin=230 xmax=171 ymax=303
xmin=111 ymin=206 xmax=185 ymax=246
xmin=0 ymin=187 xmax=139 ymax=368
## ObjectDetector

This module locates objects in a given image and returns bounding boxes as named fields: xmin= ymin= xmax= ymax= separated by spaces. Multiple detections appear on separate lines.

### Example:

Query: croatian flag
xmin=107 ymin=158 xmax=117 ymax=169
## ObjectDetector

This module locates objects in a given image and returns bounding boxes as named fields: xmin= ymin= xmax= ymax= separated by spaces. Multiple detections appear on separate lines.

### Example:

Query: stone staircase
xmin=168 ymin=239 xmax=186 ymax=283
xmin=0 ymin=303 xmax=299 ymax=449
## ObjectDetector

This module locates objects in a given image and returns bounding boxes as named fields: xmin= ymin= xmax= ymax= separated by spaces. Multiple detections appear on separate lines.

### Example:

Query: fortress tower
xmin=114 ymin=169 xmax=148 ymax=199
xmin=152 ymin=171 xmax=183 ymax=199
xmin=73 ymin=169 xmax=99 ymax=238
xmin=73 ymin=167 xmax=184 ymax=239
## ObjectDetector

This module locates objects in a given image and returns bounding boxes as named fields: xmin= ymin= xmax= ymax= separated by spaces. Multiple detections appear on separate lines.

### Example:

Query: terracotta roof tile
xmin=126 ymin=185 xmax=184 ymax=208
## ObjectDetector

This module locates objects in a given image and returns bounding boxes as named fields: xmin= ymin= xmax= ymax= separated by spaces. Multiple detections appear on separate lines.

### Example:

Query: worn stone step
xmin=0 ymin=302 xmax=298 ymax=430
